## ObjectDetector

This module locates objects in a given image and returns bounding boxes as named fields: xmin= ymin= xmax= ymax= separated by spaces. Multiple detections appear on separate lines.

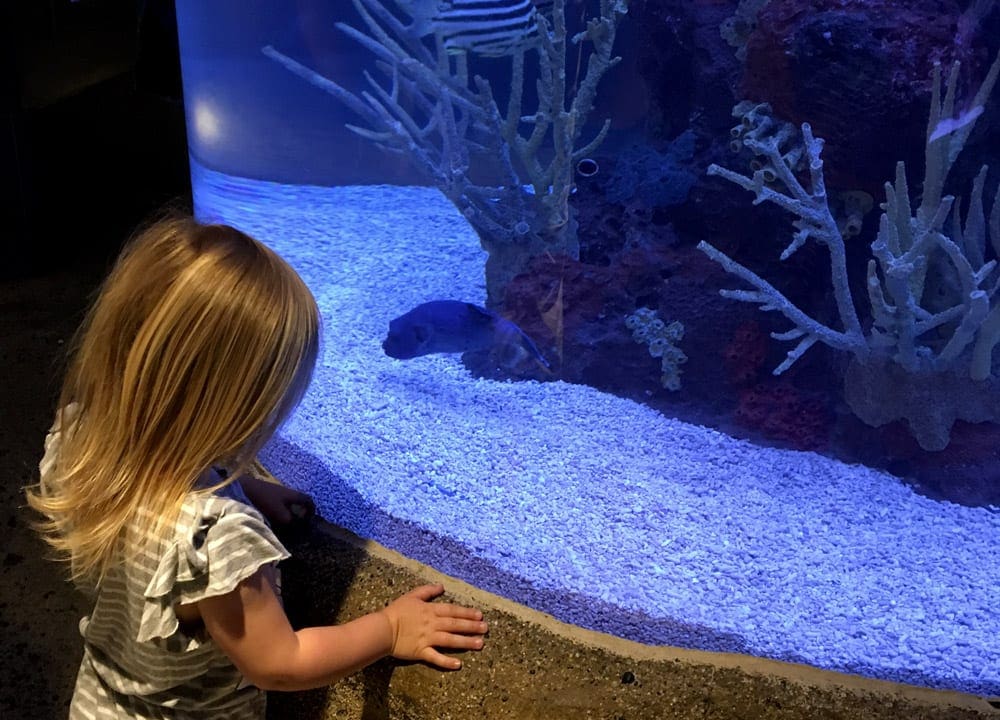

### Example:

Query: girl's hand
xmin=239 ymin=474 xmax=315 ymax=527
xmin=380 ymin=584 xmax=488 ymax=670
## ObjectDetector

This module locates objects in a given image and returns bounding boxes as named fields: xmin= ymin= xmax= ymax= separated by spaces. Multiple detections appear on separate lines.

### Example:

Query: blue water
xmin=193 ymin=158 xmax=1000 ymax=698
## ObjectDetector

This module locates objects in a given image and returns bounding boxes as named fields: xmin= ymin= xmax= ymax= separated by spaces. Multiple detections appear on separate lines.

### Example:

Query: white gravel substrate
xmin=193 ymin=160 xmax=1000 ymax=697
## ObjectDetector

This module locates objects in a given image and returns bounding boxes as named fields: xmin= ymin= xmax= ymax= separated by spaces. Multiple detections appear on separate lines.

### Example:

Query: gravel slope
xmin=192 ymin=160 xmax=1000 ymax=697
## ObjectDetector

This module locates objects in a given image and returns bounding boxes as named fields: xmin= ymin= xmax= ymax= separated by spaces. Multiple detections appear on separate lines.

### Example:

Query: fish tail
xmin=518 ymin=328 xmax=552 ymax=371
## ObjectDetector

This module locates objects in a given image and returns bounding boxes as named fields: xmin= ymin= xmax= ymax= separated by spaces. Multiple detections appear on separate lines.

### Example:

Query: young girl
xmin=25 ymin=216 xmax=488 ymax=719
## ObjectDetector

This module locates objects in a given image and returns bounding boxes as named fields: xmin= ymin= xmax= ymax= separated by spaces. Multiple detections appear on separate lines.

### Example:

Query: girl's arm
xmin=236 ymin=472 xmax=314 ymax=526
xmin=230 ymin=461 xmax=314 ymax=526
xmin=196 ymin=569 xmax=487 ymax=692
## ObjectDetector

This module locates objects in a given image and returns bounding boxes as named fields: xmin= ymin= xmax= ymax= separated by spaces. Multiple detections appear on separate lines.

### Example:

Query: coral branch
xmin=704 ymin=52 xmax=1000 ymax=449
xmin=263 ymin=0 xmax=627 ymax=304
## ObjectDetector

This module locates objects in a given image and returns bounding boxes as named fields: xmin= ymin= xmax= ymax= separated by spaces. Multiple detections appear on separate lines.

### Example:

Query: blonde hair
xmin=25 ymin=215 xmax=320 ymax=584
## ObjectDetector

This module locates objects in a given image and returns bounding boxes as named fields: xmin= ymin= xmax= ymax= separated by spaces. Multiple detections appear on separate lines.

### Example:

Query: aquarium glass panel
xmin=176 ymin=0 xmax=1000 ymax=697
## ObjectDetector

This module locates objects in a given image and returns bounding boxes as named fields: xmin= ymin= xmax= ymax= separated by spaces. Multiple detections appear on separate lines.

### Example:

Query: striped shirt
xmin=40 ymin=409 xmax=290 ymax=719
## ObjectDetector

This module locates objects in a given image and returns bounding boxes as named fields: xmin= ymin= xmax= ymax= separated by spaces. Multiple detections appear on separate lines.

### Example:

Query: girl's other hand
xmin=239 ymin=474 xmax=316 ymax=527
xmin=381 ymin=584 xmax=488 ymax=670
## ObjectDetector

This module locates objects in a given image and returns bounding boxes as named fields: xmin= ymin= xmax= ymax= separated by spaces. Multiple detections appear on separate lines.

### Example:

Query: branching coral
xmin=698 ymin=53 xmax=1000 ymax=450
xmin=263 ymin=0 xmax=627 ymax=306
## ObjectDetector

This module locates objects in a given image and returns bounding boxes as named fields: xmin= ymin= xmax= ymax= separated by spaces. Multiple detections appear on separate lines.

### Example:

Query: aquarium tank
xmin=175 ymin=0 xmax=1000 ymax=700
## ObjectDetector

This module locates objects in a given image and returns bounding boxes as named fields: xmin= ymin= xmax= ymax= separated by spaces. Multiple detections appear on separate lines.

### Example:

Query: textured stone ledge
xmin=268 ymin=521 xmax=999 ymax=720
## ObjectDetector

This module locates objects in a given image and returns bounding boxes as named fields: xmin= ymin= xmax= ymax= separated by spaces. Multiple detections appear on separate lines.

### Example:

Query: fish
xmin=383 ymin=300 xmax=551 ymax=371
xmin=395 ymin=0 xmax=552 ymax=57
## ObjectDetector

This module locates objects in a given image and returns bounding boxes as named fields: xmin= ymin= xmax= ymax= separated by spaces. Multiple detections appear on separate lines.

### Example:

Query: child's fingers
xmin=406 ymin=583 xmax=446 ymax=601
xmin=270 ymin=502 xmax=293 ymax=525
xmin=432 ymin=631 xmax=486 ymax=650
xmin=420 ymin=648 xmax=465 ymax=671
xmin=290 ymin=489 xmax=315 ymax=509
xmin=433 ymin=604 xmax=483 ymax=621
xmin=436 ymin=616 xmax=488 ymax=635
xmin=288 ymin=496 xmax=314 ymax=520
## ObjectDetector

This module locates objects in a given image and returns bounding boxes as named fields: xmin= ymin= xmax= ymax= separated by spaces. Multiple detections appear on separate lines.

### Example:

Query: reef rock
xmin=741 ymin=0 xmax=985 ymax=196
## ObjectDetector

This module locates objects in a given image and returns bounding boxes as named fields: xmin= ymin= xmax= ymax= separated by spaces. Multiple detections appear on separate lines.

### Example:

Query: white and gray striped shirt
xmin=40 ymin=411 xmax=290 ymax=719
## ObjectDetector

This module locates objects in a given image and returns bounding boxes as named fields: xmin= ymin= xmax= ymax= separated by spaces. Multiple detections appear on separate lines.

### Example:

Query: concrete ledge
xmin=268 ymin=520 xmax=1000 ymax=720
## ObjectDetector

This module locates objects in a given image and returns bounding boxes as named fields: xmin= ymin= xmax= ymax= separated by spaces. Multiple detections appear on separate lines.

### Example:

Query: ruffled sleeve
xmin=138 ymin=495 xmax=290 ymax=645
xmin=38 ymin=403 xmax=80 ymax=490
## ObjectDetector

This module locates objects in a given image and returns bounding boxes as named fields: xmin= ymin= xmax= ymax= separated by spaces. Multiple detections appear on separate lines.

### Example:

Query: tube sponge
xmin=626 ymin=308 xmax=687 ymax=391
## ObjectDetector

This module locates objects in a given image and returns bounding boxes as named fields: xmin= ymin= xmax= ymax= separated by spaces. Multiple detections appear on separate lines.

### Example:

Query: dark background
xmin=1 ymin=0 xmax=190 ymax=279
xmin=1 ymin=1 xmax=189 ymax=717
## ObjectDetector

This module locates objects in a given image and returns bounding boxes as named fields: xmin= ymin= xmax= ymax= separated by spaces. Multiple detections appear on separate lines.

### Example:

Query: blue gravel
xmin=192 ymin=159 xmax=1000 ymax=698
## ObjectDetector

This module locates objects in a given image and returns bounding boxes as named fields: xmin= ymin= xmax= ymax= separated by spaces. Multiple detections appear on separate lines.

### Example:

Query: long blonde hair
xmin=25 ymin=215 xmax=320 ymax=584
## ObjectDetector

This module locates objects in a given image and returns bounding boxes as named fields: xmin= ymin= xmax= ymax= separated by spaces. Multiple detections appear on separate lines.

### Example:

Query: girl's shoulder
xmin=136 ymin=486 xmax=290 ymax=644
xmin=169 ymin=485 xmax=290 ymax=585
xmin=178 ymin=481 xmax=262 ymax=528
xmin=171 ymin=471 xmax=275 ymax=552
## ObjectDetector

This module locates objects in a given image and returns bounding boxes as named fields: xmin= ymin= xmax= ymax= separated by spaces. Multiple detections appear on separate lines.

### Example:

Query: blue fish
xmin=383 ymin=300 xmax=551 ymax=371
xmin=396 ymin=0 xmax=552 ymax=57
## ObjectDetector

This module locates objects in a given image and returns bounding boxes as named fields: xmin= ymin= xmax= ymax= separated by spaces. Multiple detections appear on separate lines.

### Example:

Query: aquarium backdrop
xmin=175 ymin=0 xmax=1000 ymax=697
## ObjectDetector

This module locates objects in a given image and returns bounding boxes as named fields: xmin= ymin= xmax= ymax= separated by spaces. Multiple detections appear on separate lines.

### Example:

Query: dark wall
xmin=1 ymin=0 xmax=191 ymax=279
